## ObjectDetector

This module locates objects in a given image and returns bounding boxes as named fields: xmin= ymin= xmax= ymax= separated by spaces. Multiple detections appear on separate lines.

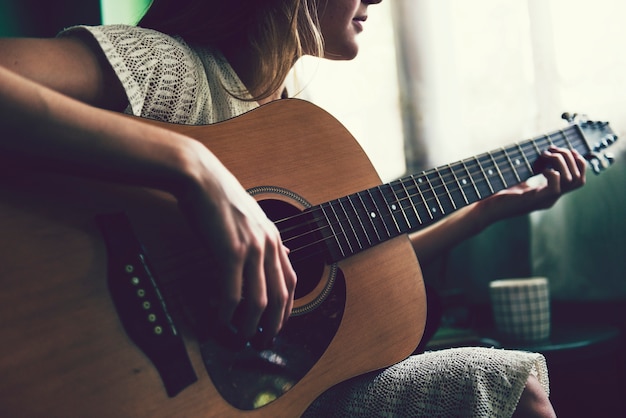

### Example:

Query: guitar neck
xmin=313 ymin=123 xmax=589 ymax=263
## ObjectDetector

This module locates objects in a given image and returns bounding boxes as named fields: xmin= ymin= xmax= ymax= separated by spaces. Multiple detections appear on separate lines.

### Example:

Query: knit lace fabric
xmin=303 ymin=347 xmax=548 ymax=418
xmin=60 ymin=24 xmax=258 ymax=124
xmin=61 ymin=25 xmax=551 ymax=418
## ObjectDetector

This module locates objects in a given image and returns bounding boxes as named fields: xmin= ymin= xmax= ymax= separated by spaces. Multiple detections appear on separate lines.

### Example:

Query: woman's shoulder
xmin=60 ymin=25 xmax=206 ymax=121
xmin=58 ymin=25 xmax=255 ymax=124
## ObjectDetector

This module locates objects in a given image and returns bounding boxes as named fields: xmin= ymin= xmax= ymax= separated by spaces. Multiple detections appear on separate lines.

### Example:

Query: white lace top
xmin=60 ymin=24 xmax=258 ymax=124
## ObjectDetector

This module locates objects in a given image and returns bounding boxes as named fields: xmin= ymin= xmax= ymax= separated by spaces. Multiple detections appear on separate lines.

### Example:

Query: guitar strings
xmin=274 ymin=128 xmax=586 ymax=262
xmin=276 ymin=125 xmax=582 ymax=239
xmin=278 ymin=132 xmax=580 ymax=260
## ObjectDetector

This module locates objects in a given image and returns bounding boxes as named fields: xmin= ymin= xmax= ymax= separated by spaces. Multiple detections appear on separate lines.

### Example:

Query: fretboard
xmin=313 ymin=123 xmax=589 ymax=263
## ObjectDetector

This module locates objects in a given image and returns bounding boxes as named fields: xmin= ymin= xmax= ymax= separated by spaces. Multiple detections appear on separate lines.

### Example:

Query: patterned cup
xmin=489 ymin=277 xmax=551 ymax=343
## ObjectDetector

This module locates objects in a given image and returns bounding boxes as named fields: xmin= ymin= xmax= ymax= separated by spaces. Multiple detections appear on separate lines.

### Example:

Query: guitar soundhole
xmin=198 ymin=198 xmax=345 ymax=411
xmin=257 ymin=199 xmax=325 ymax=299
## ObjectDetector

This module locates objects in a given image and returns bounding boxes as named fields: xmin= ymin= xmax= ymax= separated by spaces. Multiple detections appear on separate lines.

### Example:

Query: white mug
xmin=489 ymin=277 xmax=551 ymax=343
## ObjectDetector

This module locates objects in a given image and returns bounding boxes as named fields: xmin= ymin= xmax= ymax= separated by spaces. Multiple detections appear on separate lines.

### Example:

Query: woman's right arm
xmin=0 ymin=37 xmax=296 ymax=345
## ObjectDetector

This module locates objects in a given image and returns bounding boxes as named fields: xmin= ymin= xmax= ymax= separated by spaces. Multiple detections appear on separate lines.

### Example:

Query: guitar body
xmin=0 ymin=100 xmax=426 ymax=417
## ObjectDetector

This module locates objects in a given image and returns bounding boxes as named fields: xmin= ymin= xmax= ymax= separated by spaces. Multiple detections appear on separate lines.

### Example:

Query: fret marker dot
xmin=515 ymin=159 xmax=521 ymax=166
xmin=431 ymin=207 xmax=437 ymax=213
xmin=370 ymin=212 xmax=376 ymax=218
xmin=488 ymin=169 xmax=494 ymax=176
xmin=462 ymin=179 xmax=468 ymax=185
xmin=418 ymin=178 xmax=424 ymax=183
xmin=391 ymin=204 xmax=397 ymax=210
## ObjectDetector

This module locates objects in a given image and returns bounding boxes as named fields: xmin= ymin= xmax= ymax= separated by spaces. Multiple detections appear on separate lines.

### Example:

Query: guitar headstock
xmin=562 ymin=112 xmax=619 ymax=174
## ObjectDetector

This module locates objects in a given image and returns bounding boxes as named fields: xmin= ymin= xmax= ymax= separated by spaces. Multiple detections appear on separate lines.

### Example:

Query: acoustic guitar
xmin=0 ymin=99 xmax=616 ymax=417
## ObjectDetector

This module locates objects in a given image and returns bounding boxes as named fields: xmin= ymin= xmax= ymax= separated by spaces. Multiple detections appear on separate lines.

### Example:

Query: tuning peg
xmin=590 ymin=156 xmax=603 ymax=174
xmin=589 ymin=120 xmax=608 ymax=128
xmin=589 ymin=152 xmax=616 ymax=174
xmin=593 ymin=134 xmax=619 ymax=152
xmin=601 ymin=135 xmax=614 ymax=148
xmin=561 ymin=112 xmax=593 ymax=124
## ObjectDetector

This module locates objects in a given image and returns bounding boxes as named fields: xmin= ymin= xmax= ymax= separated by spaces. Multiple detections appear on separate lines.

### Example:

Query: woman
xmin=0 ymin=0 xmax=585 ymax=416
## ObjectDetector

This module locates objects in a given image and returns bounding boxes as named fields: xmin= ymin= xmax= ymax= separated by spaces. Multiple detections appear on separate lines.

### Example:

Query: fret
xmin=516 ymin=142 xmax=535 ymax=175
xmin=329 ymin=199 xmax=357 ymax=254
xmin=336 ymin=197 xmax=363 ymax=252
xmin=534 ymin=136 xmax=549 ymax=154
xmin=546 ymin=131 xmax=560 ymax=148
xmin=570 ymin=125 xmax=592 ymax=155
xmin=373 ymin=185 xmax=401 ymax=235
xmin=488 ymin=150 xmax=509 ymax=189
xmin=480 ymin=153 xmax=505 ymax=192
xmin=346 ymin=194 xmax=373 ymax=247
xmin=448 ymin=163 xmax=471 ymax=205
xmin=435 ymin=167 xmax=458 ymax=211
xmin=389 ymin=180 xmax=415 ymax=230
xmin=379 ymin=184 xmax=408 ymax=233
xmin=558 ymin=129 xmax=575 ymax=150
xmin=421 ymin=171 xmax=446 ymax=216
xmin=530 ymin=137 xmax=543 ymax=158
xmin=319 ymin=203 xmax=345 ymax=259
xmin=397 ymin=178 xmax=424 ymax=226
xmin=355 ymin=191 xmax=380 ymax=243
xmin=427 ymin=171 xmax=447 ymax=215
xmin=499 ymin=147 xmax=520 ymax=183
xmin=496 ymin=148 xmax=520 ymax=187
xmin=567 ymin=126 xmax=588 ymax=154
xmin=461 ymin=159 xmax=483 ymax=200
xmin=506 ymin=144 xmax=527 ymax=181
xmin=432 ymin=167 xmax=457 ymax=214
xmin=562 ymin=129 xmax=574 ymax=149
xmin=322 ymin=201 xmax=351 ymax=257
xmin=474 ymin=156 xmax=496 ymax=195
xmin=566 ymin=126 xmax=587 ymax=153
xmin=411 ymin=174 xmax=436 ymax=220
xmin=357 ymin=190 xmax=384 ymax=242
xmin=541 ymin=134 xmax=552 ymax=149
xmin=409 ymin=175 xmax=433 ymax=224
xmin=407 ymin=177 xmax=432 ymax=224
xmin=366 ymin=189 xmax=392 ymax=238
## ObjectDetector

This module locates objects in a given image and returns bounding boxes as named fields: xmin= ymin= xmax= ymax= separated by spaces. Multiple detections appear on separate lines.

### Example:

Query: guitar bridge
xmin=96 ymin=212 xmax=197 ymax=397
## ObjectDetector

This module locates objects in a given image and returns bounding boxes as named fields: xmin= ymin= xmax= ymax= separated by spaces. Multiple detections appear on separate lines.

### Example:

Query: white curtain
xmin=391 ymin=0 xmax=626 ymax=300
xmin=393 ymin=0 xmax=626 ymax=168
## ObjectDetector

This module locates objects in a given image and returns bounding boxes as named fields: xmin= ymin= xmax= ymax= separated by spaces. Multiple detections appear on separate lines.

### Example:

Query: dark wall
xmin=0 ymin=0 xmax=100 ymax=37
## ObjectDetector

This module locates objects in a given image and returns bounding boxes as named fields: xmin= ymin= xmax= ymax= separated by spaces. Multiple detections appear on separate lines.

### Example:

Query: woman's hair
xmin=138 ymin=0 xmax=324 ymax=101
